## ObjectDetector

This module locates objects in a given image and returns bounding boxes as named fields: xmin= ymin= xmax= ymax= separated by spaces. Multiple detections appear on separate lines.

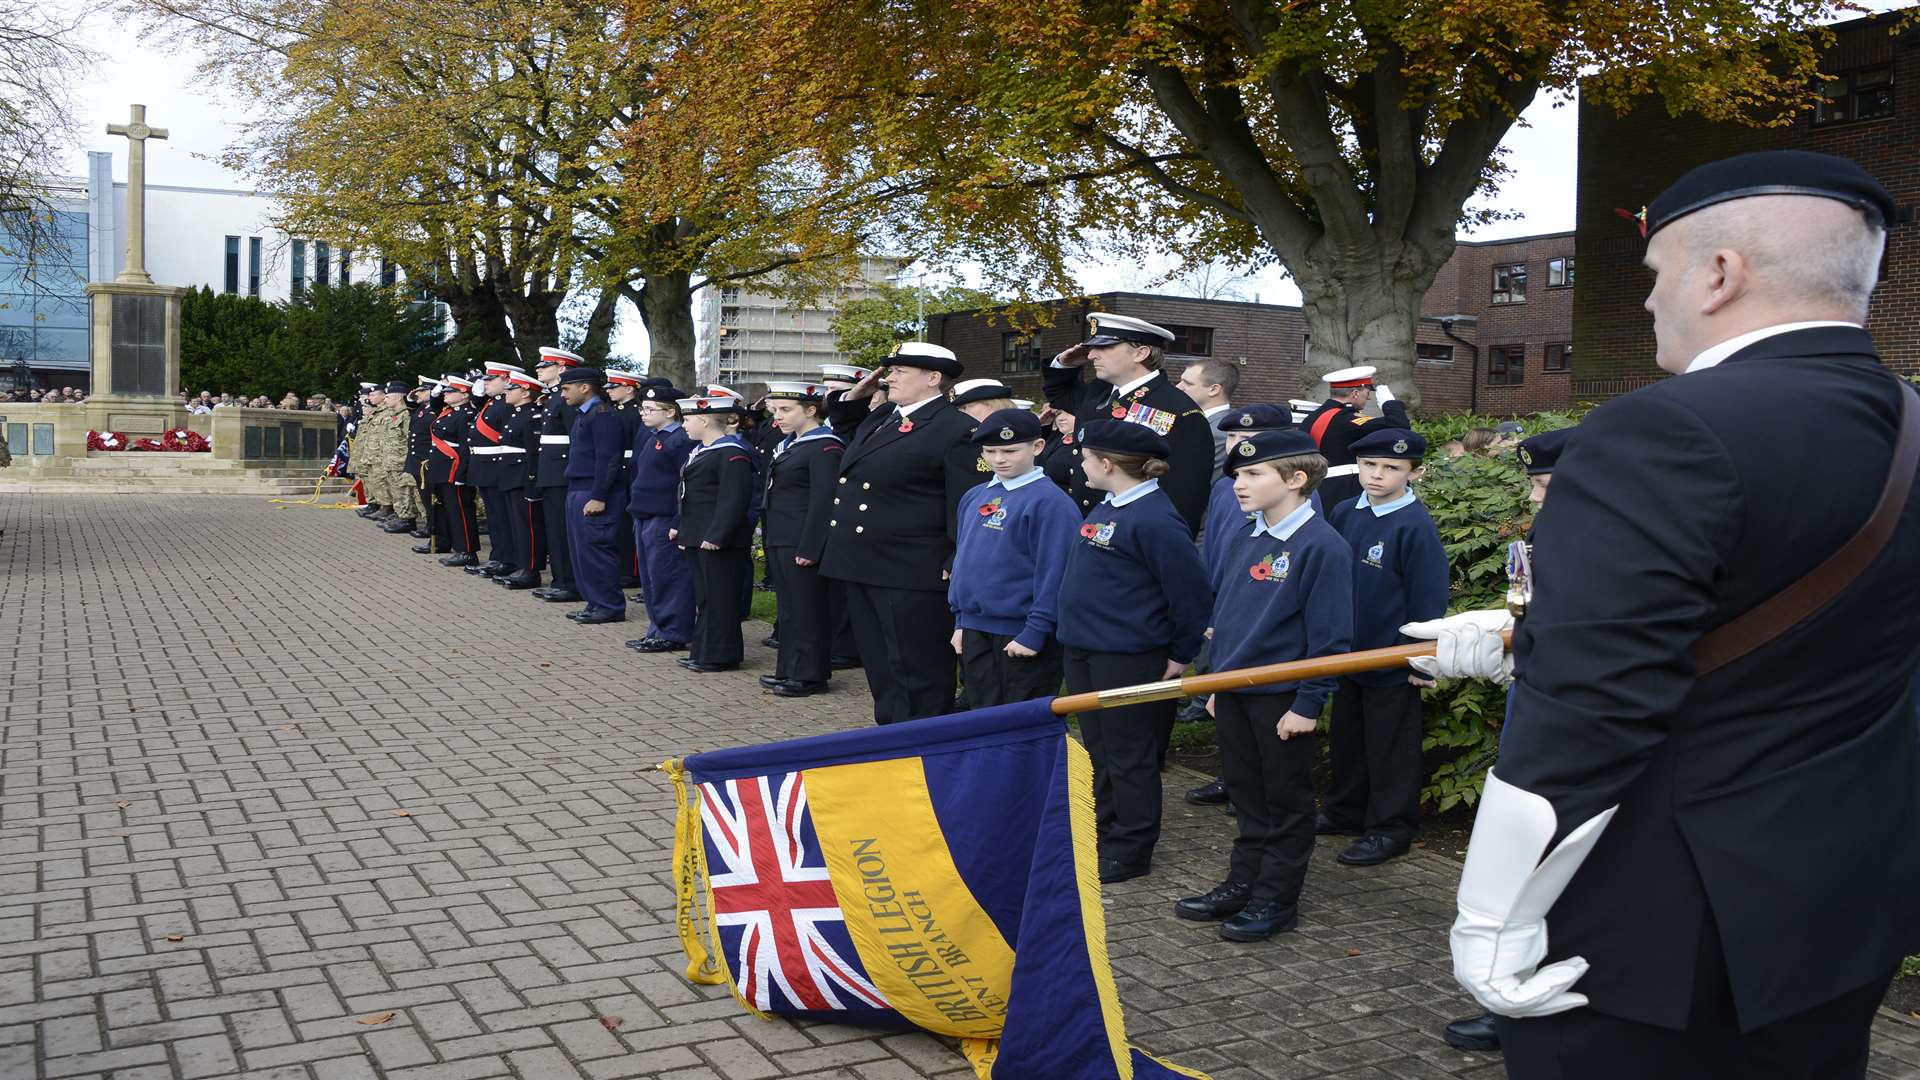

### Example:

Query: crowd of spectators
xmin=5 ymin=387 xmax=88 ymax=404
xmin=0 ymin=387 xmax=346 ymax=412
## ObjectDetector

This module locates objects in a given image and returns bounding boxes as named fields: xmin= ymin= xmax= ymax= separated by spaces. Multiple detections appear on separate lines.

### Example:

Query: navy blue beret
xmin=1517 ymin=427 xmax=1574 ymax=475
xmin=1647 ymin=150 xmax=1895 ymax=238
xmin=1219 ymin=403 xmax=1293 ymax=431
xmin=640 ymin=384 xmax=685 ymax=403
xmin=556 ymin=366 xmax=605 ymax=387
xmin=1079 ymin=418 xmax=1169 ymax=459
xmin=1350 ymin=427 xmax=1426 ymax=461
xmin=971 ymin=408 xmax=1044 ymax=446
xmin=1227 ymin=428 xmax=1321 ymax=473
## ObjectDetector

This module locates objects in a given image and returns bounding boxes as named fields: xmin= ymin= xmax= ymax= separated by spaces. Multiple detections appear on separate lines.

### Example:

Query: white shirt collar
xmin=1684 ymin=321 xmax=1860 ymax=374
xmin=1102 ymin=477 xmax=1160 ymax=508
xmin=892 ymin=394 xmax=940 ymax=420
xmin=991 ymin=468 xmax=1049 ymax=491
xmin=1251 ymin=500 xmax=1316 ymax=541
xmin=1354 ymin=490 xmax=1417 ymax=518
xmin=1107 ymin=370 xmax=1159 ymax=398
xmin=1203 ymin=403 xmax=1232 ymax=418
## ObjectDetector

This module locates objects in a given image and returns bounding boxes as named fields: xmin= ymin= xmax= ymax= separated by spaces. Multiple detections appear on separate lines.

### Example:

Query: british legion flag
xmin=698 ymin=772 xmax=891 ymax=1016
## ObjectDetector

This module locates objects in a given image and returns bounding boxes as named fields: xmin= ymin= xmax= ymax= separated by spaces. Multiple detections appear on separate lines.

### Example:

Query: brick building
xmin=926 ymin=231 xmax=1576 ymax=416
xmin=1573 ymin=11 xmax=1919 ymax=396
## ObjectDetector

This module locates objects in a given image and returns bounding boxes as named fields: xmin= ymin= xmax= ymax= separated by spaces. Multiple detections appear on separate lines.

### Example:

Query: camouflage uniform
xmin=380 ymin=399 xmax=423 ymax=523
xmin=355 ymin=405 xmax=396 ymax=510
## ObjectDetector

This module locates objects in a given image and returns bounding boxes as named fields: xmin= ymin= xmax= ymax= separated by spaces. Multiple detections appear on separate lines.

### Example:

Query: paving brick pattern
xmin=0 ymin=494 xmax=1915 ymax=1080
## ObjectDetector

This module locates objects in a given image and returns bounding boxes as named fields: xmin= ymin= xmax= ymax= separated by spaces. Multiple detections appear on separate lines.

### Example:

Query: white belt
xmin=471 ymin=446 xmax=524 ymax=456
xmin=1324 ymin=463 xmax=1359 ymax=478
xmin=540 ymin=435 xmax=570 ymax=445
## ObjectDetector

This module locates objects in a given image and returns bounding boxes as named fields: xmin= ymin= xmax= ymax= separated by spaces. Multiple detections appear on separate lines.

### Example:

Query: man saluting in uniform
xmin=1301 ymin=366 xmax=1410 ymax=526
xmin=1044 ymin=313 xmax=1214 ymax=532
xmin=1409 ymin=150 xmax=1920 ymax=1077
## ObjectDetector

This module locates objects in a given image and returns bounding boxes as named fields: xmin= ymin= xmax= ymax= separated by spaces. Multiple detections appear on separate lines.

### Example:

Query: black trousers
xmin=768 ymin=547 xmax=831 ymax=686
xmin=537 ymin=486 xmax=574 ymax=590
xmin=842 ymin=582 xmax=955 ymax=724
xmin=426 ymin=481 xmax=452 ymax=551
xmin=686 ymin=546 xmax=751 ymax=666
xmin=1323 ymin=677 xmax=1424 ymax=842
xmin=434 ymin=483 xmax=478 ymax=555
xmin=829 ymin=581 xmax=858 ymax=661
xmin=495 ymin=485 xmax=535 ymax=574
xmin=1066 ymin=646 xmax=1170 ymax=869
xmin=617 ymin=503 xmax=639 ymax=584
xmin=960 ymin=630 xmax=1063 ymax=708
xmin=1500 ymin=914 xmax=1896 ymax=1080
xmin=1215 ymin=690 xmax=1315 ymax=905
xmin=479 ymin=486 xmax=513 ymax=567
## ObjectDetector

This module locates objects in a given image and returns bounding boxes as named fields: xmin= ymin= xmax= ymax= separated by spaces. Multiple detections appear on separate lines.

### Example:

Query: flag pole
xmin=1048 ymin=632 xmax=1512 ymax=716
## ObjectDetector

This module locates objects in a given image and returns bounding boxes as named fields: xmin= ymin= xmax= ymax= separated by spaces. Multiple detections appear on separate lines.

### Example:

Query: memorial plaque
xmin=31 ymin=424 xmax=53 ymax=456
xmin=263 ymin=426 xmax=282 ymax=457
xmin=280 ymin=422 xmax=300 ymax=459
xmin=109 ymin=414 xmax=167 ymax=434
xmin=302 ymin=428 xmax=319 ymax=459
xmin=244 ymin=426 xmax=262 ymax=459
xmin=110 ymin=293 xmax=169 ymax=396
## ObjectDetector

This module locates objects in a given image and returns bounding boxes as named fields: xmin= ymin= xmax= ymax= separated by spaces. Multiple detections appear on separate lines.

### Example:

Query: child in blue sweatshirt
xmin=1322 ymin=428 xmax=1450 ymax=867
xmin=1055 ymin=420 xmax=1212 ymax=885
xmin=1176 ymin=428 xmax=1352 ymax=942
xmin=949 ymin=409 xmax=1082 ymax=707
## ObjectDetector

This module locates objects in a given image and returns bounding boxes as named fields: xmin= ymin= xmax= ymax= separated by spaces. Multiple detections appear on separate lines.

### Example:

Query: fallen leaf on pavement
xmin=600 ymin=1016 xmax=624 ymax=1030
xmin=165 ymin=933 xmax=184 ymax=942
xmin=1344 ymin=948 xmax=1362 ymax=957
xmin=117 ymin=801 xmax=129 ymax=809
xmin=392 ymin=810 xmax=411 ymax=817
xmin=358 ymin=1012 xmax=396 ymax=1026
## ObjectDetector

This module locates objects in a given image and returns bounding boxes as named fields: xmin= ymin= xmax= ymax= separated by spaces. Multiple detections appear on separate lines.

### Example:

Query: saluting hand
xmin=1052 ymin=342 xmax=1092 ymax=368
xmin=843 ymin=366 xmax=886 ymax=402
xmin=1276 ymin=710 xmax=1317 ymax=741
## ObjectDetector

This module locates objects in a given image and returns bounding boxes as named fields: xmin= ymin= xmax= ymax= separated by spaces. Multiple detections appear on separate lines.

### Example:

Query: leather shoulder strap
xmin=1693 ymin=379 xmax=1920 ymax=677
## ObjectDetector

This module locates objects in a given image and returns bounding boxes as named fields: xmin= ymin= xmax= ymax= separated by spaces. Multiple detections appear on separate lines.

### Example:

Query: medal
xmin=1505 ymin=540 xmax=1534 ymax=620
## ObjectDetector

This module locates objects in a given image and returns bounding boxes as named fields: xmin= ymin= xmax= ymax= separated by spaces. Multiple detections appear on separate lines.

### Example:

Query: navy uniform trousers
xmin=843 ymin=583 xmax=955 ymax=724
xmin=767 ymin=548 xmax=832 ymax=686
xmin=633 ymin=514 xmax=692 ymax=644
xmin=435 ymin=483 xmax=479 ymax=556
xmin=539 ymin=484 xmax=575 ymax=591
xmin=1323 ymin=677 xmax=1425 ymax=843
xmin=479 ymin=485 xmax=514 ymax=568
xmin=959 ymin=631 xmax=1062 ymax=708
xmin=686 ymin=546 xmax=751 ymax=666
xmin=1067 ymin=646 xmax=1172 ymax=869
xmin=1215 ymin=690 xmax=1315 ymax=907
xmin=564 ymin=487 xmax=627 ymax=614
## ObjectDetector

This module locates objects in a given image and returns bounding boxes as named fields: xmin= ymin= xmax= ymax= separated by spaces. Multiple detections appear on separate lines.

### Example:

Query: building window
xmin=339 ymin=247 xmax=352 ymax=286
xmin=1544 ymin=342 xmax=1572 ymax=373
xmin=1547 ymin=257 xmax=1574 ymax=288
xmin=380 ymin=258 xmax=396 ymax=288
xmin=1813 ymin=65 xmax=1894 ymax=126
xmin=1002 ymin=331 xmax=1044 ymax=373
xmin=223 ymin=236 xmax=240 ymax=294
xmin=1488 ymin=344 xmax=1525 ymax=385
xmin=1492 ymin=264 xmax=1527 ymax=304
xmin=1416 ymin=343 xmax=1453 ymax=365
xmin=1164 ymin=324 xmax=1213 ymax=356
xmin=247 ymin=237 xmax=261 ymax=296
xmin=291 ymin=240 xmax=306 ymax=297
xmin=315 ymin=242 xmax=331 ymax=287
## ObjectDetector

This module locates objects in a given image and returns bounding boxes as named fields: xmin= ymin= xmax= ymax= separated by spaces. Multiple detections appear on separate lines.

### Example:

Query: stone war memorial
xmin=0 ymin=104 xmax=336 ymax=493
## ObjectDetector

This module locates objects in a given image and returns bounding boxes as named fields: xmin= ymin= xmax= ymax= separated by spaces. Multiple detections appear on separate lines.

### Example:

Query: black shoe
xmin=411 ymin=544 xmax=435 ymax=554
xmin=631 ymin=638 xmax=686 ymax=653
xmin=462 ymin=563 xmax=489 ymax=575
xmin=619 ymin=576 xmax=642 ymax=589
xmin=500 ymin=572 xmax=541 ymax=590
xmin=409 ymin=529 xmax=430 ymax=539
xmin=473 ymin=561 xmax=508 ymax=577
xmin=540 ymin=589 xmax=582 ymax=603
xmin=1219 ymin=900 xmax=1297 ymax=941
xmin=1184 ymin=778 xmax=1229 ymax=805
xmin=1097 ymin=860 xmax=1150 ymax=885
xmin=1175 ymin=698 xmax=1211 ymax=723
xmin=372 ymin=509 xmax=396 ymax=522
xmin=1443 ymin=1012 xmax=1501 ymax=1052
xmin=1337 ymin=835 xmax=1411 ymax=866
xmin=356 ymin=504 xmax=382 ymax=518
xmin=439 ymin=553 xmax=477 ymax=567
xmin=382 ymin=518 xmax=415 ymax=534
xmin=758 ymin=675 xmax=791 ymax=690
xmin=770 ymin=681 xmax=828 ymax=698
xmin=679 ymin=660 xmax=738 ymax=673
xmin=628 ymin=593 xmax=647 ymax=603
xmin=761 ymin=635 xmax=779 ymax=649
xmin=1315 ymin=812 xmax=1363 ymax=837
xmin=829 ymin=655 xmax=861 ymax=670
xmin=573 ymin=609 xmax=625 ymax=625
xmin=1173 ymin=881 xmax=1251 ymax=921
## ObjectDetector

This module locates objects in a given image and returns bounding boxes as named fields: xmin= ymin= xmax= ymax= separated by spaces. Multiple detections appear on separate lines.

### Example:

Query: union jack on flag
xmin=325 ymin=440 xmax=350 ymax=478
xmin=699 ymin=772 xmax=891 ymax=1016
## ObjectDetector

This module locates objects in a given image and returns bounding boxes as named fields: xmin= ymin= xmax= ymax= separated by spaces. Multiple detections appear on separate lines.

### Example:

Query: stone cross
xmin=106 ymin=104 xmax=169 ymax=285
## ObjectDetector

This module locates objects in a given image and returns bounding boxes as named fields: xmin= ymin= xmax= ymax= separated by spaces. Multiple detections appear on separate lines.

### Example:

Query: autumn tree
xmin=665 ymin=0 xmax=1858 ymax=403
xmin=829 ymin=283 xmax=1001 ymax=369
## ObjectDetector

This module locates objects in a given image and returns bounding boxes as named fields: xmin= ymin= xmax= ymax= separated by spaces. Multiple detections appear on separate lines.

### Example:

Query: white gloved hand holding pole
xmin=1400 ymin=610 xmax=1514 ymax=684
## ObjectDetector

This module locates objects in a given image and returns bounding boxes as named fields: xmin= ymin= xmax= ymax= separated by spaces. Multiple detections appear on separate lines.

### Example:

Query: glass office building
xmin=0 ymin=204 xmax=91 ymax=387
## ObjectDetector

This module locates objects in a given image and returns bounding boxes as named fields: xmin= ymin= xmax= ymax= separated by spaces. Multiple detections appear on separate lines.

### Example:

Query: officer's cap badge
xmin=1519 ymin=446 xmax=1533 ymax=465
xmin=1238 ymin=441 xmax=1256 ymax=457
xmin=999 ymin=427 xmax=1014 ymax=440
xmin=1239 ymin=414 xmax=1254 ymax=427
xmin=1393 ymin=439 xmax=1409 ymax=454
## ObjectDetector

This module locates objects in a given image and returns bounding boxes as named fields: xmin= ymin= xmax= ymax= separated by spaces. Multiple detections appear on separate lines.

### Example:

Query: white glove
xmin=1401 ymin=610 xmax=1513 ymax=683
xmin=1451 ymin=771 xmax=1617 ymax=1018
xmin=1374 ymin=382 xmax=1395 ymax=404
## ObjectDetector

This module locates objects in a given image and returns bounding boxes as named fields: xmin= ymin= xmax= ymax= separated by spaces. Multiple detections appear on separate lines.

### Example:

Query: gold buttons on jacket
xmin=855 ymin=526 xmax=864 ymax=533
xmin=858 ymin=504 xmax=867 ymax=511
xmin=863 ymin=482 xmax=871 ymax=490
xmin=839 ymin=477 xmax=847 ymax=484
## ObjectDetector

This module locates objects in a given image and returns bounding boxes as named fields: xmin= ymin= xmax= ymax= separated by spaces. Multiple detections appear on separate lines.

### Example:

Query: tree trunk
xmin=577 ymin=287 xmax=622 ymax=365
xmin=499 ymin=288 xmax=565 ymax=368
xmin=636 ymin=270 xmax=697 ymax=390
xmin=1293 ymin=260 xmax=1432 ymax=410
xmin=431 ymin=279 xmax=518 ymax=368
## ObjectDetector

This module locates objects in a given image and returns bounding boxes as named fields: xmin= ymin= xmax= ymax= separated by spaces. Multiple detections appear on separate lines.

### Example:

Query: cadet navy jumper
xmin=1209 ymin=501 xmax=1353 ymax=713
xmin=1336 ymin=492 xmax=1451 ymax=687
xmin=1204 ymin=475 xmax=1325 ymax=578
xmin=564 ymin=398 xmax=625 ymax=502
xmin=628 ymin=422 xmax=692 ymax=515
xmin=1055 ymin=479 xmax=1212 ymax=662
xmin=948 ymin=468 xmax=1083 ymax=651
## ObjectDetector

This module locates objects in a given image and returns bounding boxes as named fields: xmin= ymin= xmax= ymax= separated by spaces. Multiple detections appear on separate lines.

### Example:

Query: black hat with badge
xmin=556 ymin=366 xmax=605 ymax=387
xmin=1227 ymin=428 xmax=1321 ymax=473
xmin=1517 ymin=427 xmax=1575 ymax=475
xmin=1219 ymin=403 xmax=1293 ymax=431
xmin=1078 ymin=418 xmax=1169 ymax=460
xmin=1083 ymin=312 xmax=1175 ymax=348
xmin=970 ymin=408 xmax=1044 ymax=446
xmin=640 ymin=382 xmax=685 ymax=404
xmin=1350 ymin=427 xmax=1426 ymax=461
xmin=384 ymin=380 xmax=408 ymax=394
xmin=1641 ymin=150 xmax=1896 ymax=239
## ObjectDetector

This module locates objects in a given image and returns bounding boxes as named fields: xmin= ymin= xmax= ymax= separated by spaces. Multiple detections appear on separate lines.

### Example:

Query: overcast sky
xmin=60 ymin=11 xmax=1579 ymax=358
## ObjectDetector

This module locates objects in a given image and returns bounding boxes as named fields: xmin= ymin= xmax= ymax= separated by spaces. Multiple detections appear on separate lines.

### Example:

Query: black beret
xmin=1078 ymin=418 xmax=1169 ymax=459
xmin=641 ymin=376 xmax=674 ymax=388
xmin=1350 ymin=427 xmax=1426 ymax=461
xmin=384 ymin=381 xmax=408 ymax=394
xmin=640 ymin=384 xmax=685 ymax=403
xmin=970 ymin=408 xmax=1044 ymax=446
xmin=1517 ymin=427 xmax=1574 ymax=475
xmin=1227 ymin=428 xmax=1320 ymax=474
xmin=1646 ymin=150 xmax=1895 ymax=239
xmin=556 ymin=366 xmax=605 ymax=387
xmin=1219 ymin=404 xmax=1293 ymax=431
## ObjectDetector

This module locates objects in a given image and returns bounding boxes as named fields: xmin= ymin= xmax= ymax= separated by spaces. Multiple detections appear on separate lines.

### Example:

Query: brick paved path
xmin=0 ymin=495 xmax=1914 ymax=1080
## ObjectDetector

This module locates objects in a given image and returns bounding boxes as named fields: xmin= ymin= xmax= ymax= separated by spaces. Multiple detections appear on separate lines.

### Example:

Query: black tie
xmin=1104 ymin=387 xmax=1122 ymax=413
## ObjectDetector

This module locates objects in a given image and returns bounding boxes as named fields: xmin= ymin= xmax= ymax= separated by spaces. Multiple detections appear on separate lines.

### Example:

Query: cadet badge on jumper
xmin=979 ymin=496 xmax=1007 ymax=529
xmin=1095 ymin=522 xmax=1116 ymax=545
xmin=1248 ymin=551 xmax=1290 ymax=582
xmin=1365 ymin=540 xmax=1385 ymax=568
